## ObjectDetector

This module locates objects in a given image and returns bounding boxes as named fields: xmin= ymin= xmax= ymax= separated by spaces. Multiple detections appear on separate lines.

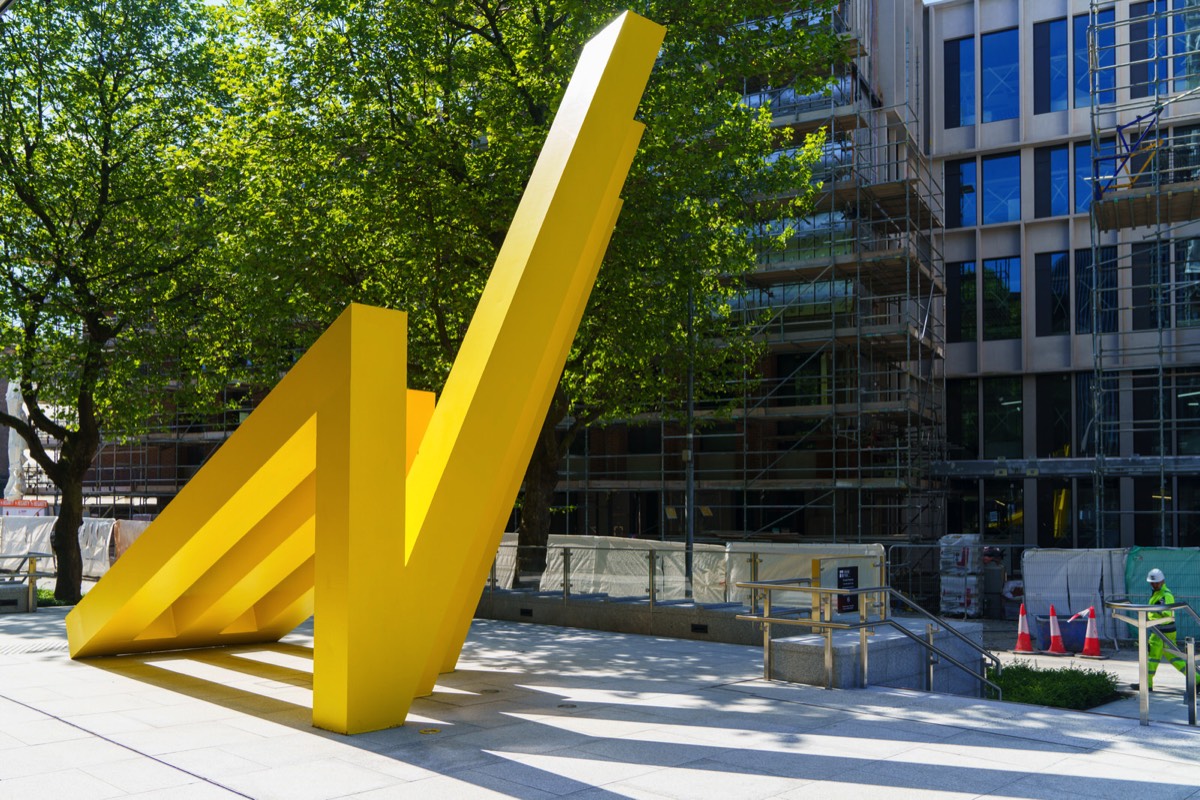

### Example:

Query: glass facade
xmin=944 ymin=36 xmax=975 ymax=128
xmin=1175 ymin=237 xmax=1200 ymax=326
xmin=982 ymin=376 xmax=1022 ymax=457
xmin=1075 ymin=246 xmax=1118 ymax=334
xmin=1034 ymin=251 xmax=1070 ymax=336
xmin=981 ymin=28 xmax=1020 ymax=122
xmin=945 ymin=158 xmax=977 ymax=228
xmin=1033 ymin=145 xmax=1068 ymax=217
xmin=1034 ymin=18 xmax=1068 ymax=114
xmin=1132 ymin=1 xmax=1170 ymax=99
xmin=1132 ymin=241 xmax=1171 ymax=330
xmin=946 ymin=260 xmax=977 ymax=343
xmin=1176 ymin=0 xmax=1200 ymax=92
xmin=1075 ymin=9 xmax=1116 ymax=107
xmin=981 ymin=256 xmax=1021 ymax=340
xmin=1035 ymin=373 xmax=1072 ymax=457
xmin=981 ymin=152 xmax=1020 ymax=223
xmin=946 ymin=379 xmax=979 ymax=459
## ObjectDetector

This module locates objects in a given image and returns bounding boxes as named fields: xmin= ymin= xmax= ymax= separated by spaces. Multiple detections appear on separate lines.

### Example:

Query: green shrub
xmin=36 ymin=589 xmax=71 ymax=607
xmin=987 ymin=661 xmax=1121 ymax=710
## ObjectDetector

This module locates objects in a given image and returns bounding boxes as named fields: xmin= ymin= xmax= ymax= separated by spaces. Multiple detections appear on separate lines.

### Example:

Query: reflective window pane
xmin=947 ymin=379 xmax=979 ymax=459
xmin=982 ymin=256 xmax=1021 ymax=340
xmin=1034 ymin=251 xmax=1070 ymax=336
xmin=1175 ymin=237 xmax=1200 ymax=326
xmin=982 ymin=376 xmax=1023 ymax=458
xmin=1075 ymin=246 xmax=1118 ymax=333
xmin=982 ymin=28 xmax=1020 ymax=122
xmin=946 ymin=260 xmax=977 ymax=343
xmin=1075 ymin=10 xmax=1116 ymax=107
xmin=1131 ymin=1 xmax=1169 ymax=99
xmin=1175 ymin=0 xmax=1200 ymax=92
xmin=944 ymin=36 xmax=975 ymax=128
xmin=982 ymin=152 xmax=1020 ymax=224
xmin=1034 ymin=145 xmax=1069 ymax=217
xmin=1034 ymin=19 xmax=1068 ymax=114
xmin=945 ymin=158 xmax=977 ymax=228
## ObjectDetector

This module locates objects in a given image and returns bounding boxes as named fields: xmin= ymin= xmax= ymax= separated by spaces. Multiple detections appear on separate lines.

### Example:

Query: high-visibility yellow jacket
xmin=1149 ymin=584 xmax=1177 ymax=634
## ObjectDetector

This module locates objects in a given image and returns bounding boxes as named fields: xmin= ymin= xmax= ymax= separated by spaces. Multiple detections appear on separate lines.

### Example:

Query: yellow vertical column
xmin=313 ymin=304 xmax=409 ymax=734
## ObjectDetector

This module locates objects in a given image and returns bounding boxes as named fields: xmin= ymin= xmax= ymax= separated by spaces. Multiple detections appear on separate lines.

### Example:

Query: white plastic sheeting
xmin=538 ymin=535 xmax=726 ymax=603
xmin=79 ymin=518 xmax=116 ymax=579
xmin=1021 ymin=548 xmax=1129 ymax=644
xmin=0 ymin=516 xmax=121 ymax=579
xmin=726 ymin=542 xmax=885 ymax=610
xmin=492 ymin=532 xmax=518 ymax=590
xmin=0 ymin=516 xmax=55 ymax=572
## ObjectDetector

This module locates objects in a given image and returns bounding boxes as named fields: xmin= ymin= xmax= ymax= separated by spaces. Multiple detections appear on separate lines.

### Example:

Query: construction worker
xmin=1131 ymin=568 xmax=1198 ymax=691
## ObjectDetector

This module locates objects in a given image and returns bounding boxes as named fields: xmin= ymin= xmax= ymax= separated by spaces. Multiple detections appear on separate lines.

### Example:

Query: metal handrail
xmin=1106 ymin=600 xmax=1199 ymax=726
xmin=736 ymin=580 xmax=1002 ymax=699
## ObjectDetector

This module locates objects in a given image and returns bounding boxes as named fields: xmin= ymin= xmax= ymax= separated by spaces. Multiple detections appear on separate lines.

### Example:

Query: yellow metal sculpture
xmin=66 ymin=10 xmax=665 ymax=734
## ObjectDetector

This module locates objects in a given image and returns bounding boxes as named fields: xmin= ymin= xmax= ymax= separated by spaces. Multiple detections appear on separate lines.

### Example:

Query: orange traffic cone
xmin=1080 ymin=606 xmax=1104 ymax=658
xmin=1045 ymin=604 xmax=1067 ymax=655
xmin=1013 ymin=603 xmax=1035 ymax=653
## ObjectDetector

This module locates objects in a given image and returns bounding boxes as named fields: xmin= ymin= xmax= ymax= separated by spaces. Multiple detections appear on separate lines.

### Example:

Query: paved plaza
xmin=2 ymin=607 xmax=1199 ymax=799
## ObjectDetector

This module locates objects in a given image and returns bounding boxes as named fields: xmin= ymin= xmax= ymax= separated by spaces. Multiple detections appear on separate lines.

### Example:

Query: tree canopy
xmin=226 ymin=0 xmax=841 ymax=552
xmin=0 ymin=0 xmax=842 ymax=599
xmin=0 ymin=0 xmax=263 ymax=600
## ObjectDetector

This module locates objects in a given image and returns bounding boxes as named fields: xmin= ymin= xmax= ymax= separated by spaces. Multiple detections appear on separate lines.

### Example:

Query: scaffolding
xmin=555 ymin=0 xmax=945 ymax=546
xmin=17 ymin=389 xmax=254 ymax=518
xmin=1087 ymin=0 xmax=1200 ymax=548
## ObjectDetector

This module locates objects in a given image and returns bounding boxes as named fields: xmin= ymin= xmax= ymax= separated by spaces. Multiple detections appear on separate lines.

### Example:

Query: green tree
xmin=226 ymin=0 xmax=840 ymax=567
xmin=0 ymin=0 xmax=253 ymax=601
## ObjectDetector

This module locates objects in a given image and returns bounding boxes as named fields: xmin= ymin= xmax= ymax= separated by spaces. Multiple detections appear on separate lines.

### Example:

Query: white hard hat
xmin=1147 ymin=568 xmax=1165 ymax=583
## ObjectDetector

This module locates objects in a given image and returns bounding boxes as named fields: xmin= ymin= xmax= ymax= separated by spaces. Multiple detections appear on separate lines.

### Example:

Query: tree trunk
xmin=53 ymin=477 xmax=85 ymax=604
xmin=516 ymin=408 xmax=563 ymax=583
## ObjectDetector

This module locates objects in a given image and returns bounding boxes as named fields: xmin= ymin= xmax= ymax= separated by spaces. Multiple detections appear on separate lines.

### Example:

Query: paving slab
xmin=1 ymin=607 xmax=1199 ymax=799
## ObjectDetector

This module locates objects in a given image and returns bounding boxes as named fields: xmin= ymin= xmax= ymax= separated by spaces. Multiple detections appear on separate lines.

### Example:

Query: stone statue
xmin=4 ymin=382 xmax=27 ymax=501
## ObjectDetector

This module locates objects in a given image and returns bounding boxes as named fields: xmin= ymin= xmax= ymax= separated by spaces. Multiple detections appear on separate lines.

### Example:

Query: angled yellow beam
xmin=66 ymin=10 xmax=663 ymax=736
xmin=401 ymin=11 xmax=664 ymax=701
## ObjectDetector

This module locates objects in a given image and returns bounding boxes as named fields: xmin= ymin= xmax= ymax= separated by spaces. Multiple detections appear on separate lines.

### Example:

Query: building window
xmin=1037 ymin=478 xmax=1073 ymax=547
xmin=1074 ymin=138 xmax=1116 ymax=213
xmin=982 ymin=256 xmax=1021 ymax=340
xmin=1174 ymin=124 xmax=1200 ymax=184
xmin=1075 ymin=246 xmax=1118 ymax=334
xmin=1132 ymin=370 xmax=1172 ymax=456
xmin=1034 ymin=19 xmax=1068 ymax=114
xmin=1034 ymin=145 xmax=1069 ymax=217
xmin=1034 ymin=251 xmax=1070 ymax=336
xmin=1176 ymin=0 xmax=1200 ymax=92
xmin=1132 ymin=240 xmax=1171 ymax=330
xmin=981 ymin=28 xmax=1020 ymax=122
xmin=1177 ymin=372 xmax=1200 ymax=455
xmin=1076 ymin=372 xmax=1119 ymax=456
xmin=946 ymin=261 xmax=977 ymax=343
xmin=1036 ymin=373 xmax=1072 ymax=457
xmin=985 ymin=479 xmax=1024 ymax=548
xmin=945 ymin=158 xmax=977 ymax=228
xmin=1074 ymin=140 xmax=1093 ymax=214
xmin=982 ymin=376 xmax=1022 ymax=458
xmin=1075 ymin=9 xmax=1116 ymax=107
xmin=944 ymin=36 xmax=975 ymax=128
xmin=1175 ymin=237 xmax=1200 ymax=326
xmin=946 ymin=379 xmax=979 ymax=460
xmin=1131 ymin=1 xmax=1170 ymax=99
xmin=981 ymin=152 xmax=1020 ymax=223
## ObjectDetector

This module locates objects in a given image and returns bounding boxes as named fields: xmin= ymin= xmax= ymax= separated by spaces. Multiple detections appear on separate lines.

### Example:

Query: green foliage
xmin=224 ymin=0 xmax=842 ymax=427
xmin=0 ymin=0 xmax=265 ymax=448
xmin=987 ymin=661 xmax=1121 ymax=710
xmin=36 ymin=588 xmax=70 ymax=607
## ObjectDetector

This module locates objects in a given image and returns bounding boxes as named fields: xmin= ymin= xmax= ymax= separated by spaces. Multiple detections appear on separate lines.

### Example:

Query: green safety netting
xmin=1124 ymin=547 xmax=1200 ymax=644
